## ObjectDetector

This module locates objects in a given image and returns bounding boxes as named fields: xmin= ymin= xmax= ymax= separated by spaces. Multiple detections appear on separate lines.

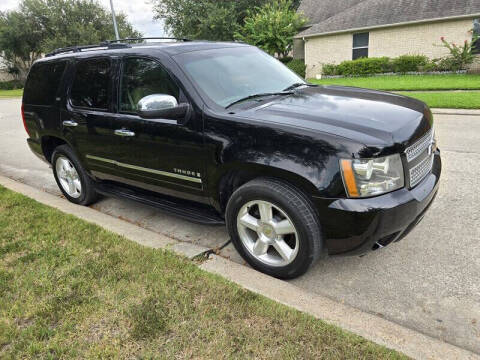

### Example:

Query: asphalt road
xmin=1 ymin=98 xmax=479 ymax=354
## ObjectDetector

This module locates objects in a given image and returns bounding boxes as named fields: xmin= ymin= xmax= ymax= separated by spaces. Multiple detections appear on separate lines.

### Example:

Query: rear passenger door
xmin=62 ymin=57 xmax=119 ymax=177
xmin=105 ymin=56 xmax=205 ymax=200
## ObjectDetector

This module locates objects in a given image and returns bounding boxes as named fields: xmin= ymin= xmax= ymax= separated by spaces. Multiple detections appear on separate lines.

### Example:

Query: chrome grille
xmin=409 ymin=153 xmax=434 ymax=187
xmin=405 ymin=129 xmax=434 ymax=162
xmin=405 ymin=129 xmax=435 ymax=188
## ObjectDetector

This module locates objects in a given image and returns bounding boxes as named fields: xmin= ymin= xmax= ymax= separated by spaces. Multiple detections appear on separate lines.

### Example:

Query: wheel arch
xmin=212 ymin=162 xmax=320 ymax=214
xmin=40 ymin=135 xmax=90 ymax=177
xmin=41 ymin=136 xmax=68 ymax=163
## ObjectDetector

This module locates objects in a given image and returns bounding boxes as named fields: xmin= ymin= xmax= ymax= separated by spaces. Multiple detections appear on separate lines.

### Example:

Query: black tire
xmin=52 ymin=145 xmax=98 ymax=206
xmin=226 ymin=178 xmax=322 ymax=279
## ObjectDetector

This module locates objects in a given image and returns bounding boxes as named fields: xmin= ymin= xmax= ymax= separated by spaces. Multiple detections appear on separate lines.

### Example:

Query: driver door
xmin=95 ymin=56 xmax=205 ymax=200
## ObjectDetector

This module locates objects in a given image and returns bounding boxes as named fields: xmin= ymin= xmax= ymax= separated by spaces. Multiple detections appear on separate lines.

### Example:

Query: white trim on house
xmin=295 ymin=13 xmax=480 ymax=39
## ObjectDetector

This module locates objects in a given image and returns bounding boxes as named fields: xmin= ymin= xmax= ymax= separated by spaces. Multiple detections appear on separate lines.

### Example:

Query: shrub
xmin=437 ymin=36 xmax=478 ymax=70
xmin=286 ymin=59 xmax=306 ymax=78
xmin=278 ymin=56 xmax=293 ymax=64
xmin=421 ymin=60 xmax=439 ymax=72
xmin=392 ymin=55 xmax=428 ymax=73
xmin=0 ymin=80 xmax=24 ymax=90
xmin=336 ymin=57 xmax=392 ymax=76
xmin=321 ymin=63 xmax=337 ymax=76
xmin=436 ymin=57 xmax=463 ymax=71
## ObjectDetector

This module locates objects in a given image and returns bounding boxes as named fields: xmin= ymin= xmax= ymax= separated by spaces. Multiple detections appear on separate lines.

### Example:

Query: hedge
xmin=392 ymin=55 xmax=428 ymax=73
xmin=0 ymin=80 xmax=24 ymax=90
xmin=321 ymin=55 xmax=440 ymax=76
xmin=336 ymin=57 xmax=391 ymax=76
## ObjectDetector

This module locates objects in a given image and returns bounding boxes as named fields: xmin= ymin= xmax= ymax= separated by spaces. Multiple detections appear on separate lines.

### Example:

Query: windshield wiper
xmin=283 ymin=82 xmax=318 ymax=91
xmin=225 ymin=91 xmax=294 ymax=109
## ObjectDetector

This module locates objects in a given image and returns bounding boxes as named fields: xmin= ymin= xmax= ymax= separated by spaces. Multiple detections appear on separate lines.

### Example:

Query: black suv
xmin=22 ymin=39 xmax=441 ymax=278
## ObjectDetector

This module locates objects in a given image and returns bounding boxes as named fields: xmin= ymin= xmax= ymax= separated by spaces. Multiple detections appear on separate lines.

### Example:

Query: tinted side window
xmin=23 ymin=62 xmax=66 ymax=105
xmin=120 ymin=57 xmax=179 ymax=113
xmin=71 ymin=58 xmax=111 ymax=109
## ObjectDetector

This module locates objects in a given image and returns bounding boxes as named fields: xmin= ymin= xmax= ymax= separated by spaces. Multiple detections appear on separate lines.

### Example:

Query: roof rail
xmin=106 ymin=37 xmax=191 ymax=43
xmin=45 ymin=41 xmax=130 ymax=57
xmin=45 ymin=37 xmax=191 ymax=57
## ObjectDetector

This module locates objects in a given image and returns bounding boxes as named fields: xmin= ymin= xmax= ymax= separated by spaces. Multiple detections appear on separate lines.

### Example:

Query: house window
xmin=352 ymin=32 xmax=369 ymax=60
xmin=473 ymin=19 xmax=480 ymax=55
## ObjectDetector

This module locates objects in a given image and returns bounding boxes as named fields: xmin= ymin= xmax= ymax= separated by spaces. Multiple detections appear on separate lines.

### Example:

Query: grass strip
xmin=0 ymin=185 xmax=407 ymax=359
xmin=309 ymin=74 xmax=480 ymax=91
xmin=398 ymin=91 xmax=480 ymax=109
xmin=0 ymin=89 xmax=23 ymax=98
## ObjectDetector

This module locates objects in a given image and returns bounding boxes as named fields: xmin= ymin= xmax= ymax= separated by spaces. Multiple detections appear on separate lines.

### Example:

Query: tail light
xmin=21 ymin=103 xmax=30 ymax=136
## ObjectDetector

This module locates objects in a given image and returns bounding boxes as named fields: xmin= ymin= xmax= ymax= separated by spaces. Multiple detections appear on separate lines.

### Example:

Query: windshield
xmin=174 ymin=46 xmax=305 ymax=108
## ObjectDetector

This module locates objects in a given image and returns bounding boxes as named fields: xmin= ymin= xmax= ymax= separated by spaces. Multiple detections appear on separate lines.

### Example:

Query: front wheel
xmin=52 ymin=145 xmax=98 ymax=206
xmin=226 ymin=178 xmax=322 ymax=279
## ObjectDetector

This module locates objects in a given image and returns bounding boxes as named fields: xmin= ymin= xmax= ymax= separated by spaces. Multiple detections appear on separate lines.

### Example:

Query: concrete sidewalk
xmin=431 ymin=108 xmax=480 ymax=116
xmin=1 ymin=175 xmax=478 ymax=360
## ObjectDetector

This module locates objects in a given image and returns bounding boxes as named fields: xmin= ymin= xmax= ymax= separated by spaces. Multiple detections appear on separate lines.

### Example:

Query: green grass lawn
xmin=310 ymin=74 xmax=480 ymax=91
xmin=0 ymin=89 xmax=23 ymax=98
xmin=0 ymin=186 xmax=406 ymax=359
xmin=398 ymin=91 xmax=480 ymax=109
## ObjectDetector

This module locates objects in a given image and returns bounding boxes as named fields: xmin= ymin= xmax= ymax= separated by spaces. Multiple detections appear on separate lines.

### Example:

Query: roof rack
xmin=45 ymin=42 xmax=130 ymax=57
xmin=105 ymin=37 xmax=191 ymax=43
xmin=45 ymin=37 xmax=191 ymax=57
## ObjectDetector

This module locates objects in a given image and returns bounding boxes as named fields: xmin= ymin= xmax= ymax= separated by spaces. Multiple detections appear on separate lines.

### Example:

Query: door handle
xmin=63 ymin=120 xmax=78 ymax=127
xmin=114 ymin=129 xmax=135 ymax=137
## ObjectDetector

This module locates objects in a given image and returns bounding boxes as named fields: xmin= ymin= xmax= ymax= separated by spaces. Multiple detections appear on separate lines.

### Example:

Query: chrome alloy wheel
xmin=236 ymin=200 xmax=299 ymax=267
xmin=55 ymin=156 xmax=82 ymax=199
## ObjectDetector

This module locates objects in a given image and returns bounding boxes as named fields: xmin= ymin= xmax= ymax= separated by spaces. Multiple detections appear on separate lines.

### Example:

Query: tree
xmin=235 ymin=0 xmax=307 ymax=59
xmin=152 ymin=0 xmax=272 ymax=41
xmin=0 ymin=9 xmax=43 ymax=80
xmin=0 ymin=0 xmax=140 ymax=80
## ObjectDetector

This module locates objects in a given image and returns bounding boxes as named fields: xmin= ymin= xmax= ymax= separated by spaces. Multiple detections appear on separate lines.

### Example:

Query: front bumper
xmin=313 ymin=151 xmax=441 ymax=255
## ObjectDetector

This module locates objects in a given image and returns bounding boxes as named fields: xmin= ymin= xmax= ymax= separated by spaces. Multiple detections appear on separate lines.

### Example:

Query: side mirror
xmin=137 ymin=94 xmax=189 ymax=121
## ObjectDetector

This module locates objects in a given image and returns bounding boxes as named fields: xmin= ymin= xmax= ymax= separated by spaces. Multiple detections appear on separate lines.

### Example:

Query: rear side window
xmin=23 ymin=61 xmax=66 ymax=105
xmin=70 ymin=58 xmax=111 ymax=110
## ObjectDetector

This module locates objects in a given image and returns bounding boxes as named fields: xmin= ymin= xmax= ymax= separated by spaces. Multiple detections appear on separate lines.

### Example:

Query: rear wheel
xmin=52 ymin=145 xmax=98 ymax=206
xmin=226 ymin=178 xmax=322 ymax=279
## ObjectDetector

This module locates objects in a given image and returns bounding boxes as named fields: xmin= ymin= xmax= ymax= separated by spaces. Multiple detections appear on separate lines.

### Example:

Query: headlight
xmin=340 ymin=154 xmax=404 ymax=198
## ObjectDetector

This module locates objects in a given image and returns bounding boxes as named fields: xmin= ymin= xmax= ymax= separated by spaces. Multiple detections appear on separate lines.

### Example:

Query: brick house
xmin=294 ymin=0 xmax=480 ymax=78
xmin=0 ymin=54 xmax=16 ymax=82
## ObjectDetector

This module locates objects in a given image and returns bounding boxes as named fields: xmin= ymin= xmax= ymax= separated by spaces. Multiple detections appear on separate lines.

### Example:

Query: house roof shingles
xmin=297 ymin=0 xmax=480 ymax=37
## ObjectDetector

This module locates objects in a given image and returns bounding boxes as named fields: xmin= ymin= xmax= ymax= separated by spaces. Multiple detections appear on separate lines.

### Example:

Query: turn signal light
xmin=340 ymin=159 xmax=360 ymax=197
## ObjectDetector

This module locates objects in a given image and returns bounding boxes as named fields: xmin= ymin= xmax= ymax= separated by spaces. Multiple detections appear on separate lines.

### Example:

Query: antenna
xmin=109 ymin=0 xmax=120 ymax=41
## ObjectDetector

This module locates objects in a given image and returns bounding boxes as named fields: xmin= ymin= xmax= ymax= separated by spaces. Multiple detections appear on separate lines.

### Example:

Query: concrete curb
xmin=431 ymin=108 xmax=480 ymax=116
xmin=0 ymin=175 xmax=478 ymax=360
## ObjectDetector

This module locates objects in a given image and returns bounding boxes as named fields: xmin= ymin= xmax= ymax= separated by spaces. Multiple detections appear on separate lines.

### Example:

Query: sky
xmin=0 ymin=0 xmax=166 ymax=37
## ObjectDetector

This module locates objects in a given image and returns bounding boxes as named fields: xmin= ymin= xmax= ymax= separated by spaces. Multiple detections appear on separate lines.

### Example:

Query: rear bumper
xmin=313 ymin=150 xmax=441 ymax=255
xmin=27 ymin=138 xmax=48 ymax=163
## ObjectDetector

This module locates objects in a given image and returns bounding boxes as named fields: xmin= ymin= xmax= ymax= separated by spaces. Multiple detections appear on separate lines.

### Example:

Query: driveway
xmin=1 ymin=98 xmax=479 ymax=354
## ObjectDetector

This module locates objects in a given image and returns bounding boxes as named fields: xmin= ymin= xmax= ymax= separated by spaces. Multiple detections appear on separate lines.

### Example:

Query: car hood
xmin=233 ymin=85 xmax=433 ymax=150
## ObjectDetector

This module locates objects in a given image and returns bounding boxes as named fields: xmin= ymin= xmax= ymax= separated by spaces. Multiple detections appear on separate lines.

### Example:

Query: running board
xmin=94 ymin=182 xmax=225 ymax=225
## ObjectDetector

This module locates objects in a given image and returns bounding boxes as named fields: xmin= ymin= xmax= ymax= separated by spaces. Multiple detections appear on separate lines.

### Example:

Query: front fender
xmin=203 ymin=114 xmax=356 ymax=210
